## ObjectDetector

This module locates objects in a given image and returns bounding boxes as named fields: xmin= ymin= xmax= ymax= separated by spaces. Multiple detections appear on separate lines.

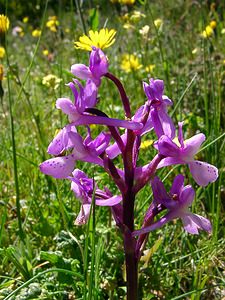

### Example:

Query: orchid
xmin=40 ymin=46 xmax=218 ymax=300
xmin=157 ymin=122 xmax=218 ymax=186
xmin=143 ymin=78 xmax=175 ymax=139
xmin=133 ymin=175 xmax=212 ymax=236
xmin=71 ymin=47 xmax=108 ymax=86
xmin=69 ymin=169 xmax=122 ymax=225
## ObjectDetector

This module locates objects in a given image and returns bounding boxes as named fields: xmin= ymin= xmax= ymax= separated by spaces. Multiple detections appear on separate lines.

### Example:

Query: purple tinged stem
xmin=122 ymin=129 xmax=138 ymax=299
xmin=134 ymin=154 xmax=164 ymax=194
xmin=104 ymin=72 xmax=131 ymax=119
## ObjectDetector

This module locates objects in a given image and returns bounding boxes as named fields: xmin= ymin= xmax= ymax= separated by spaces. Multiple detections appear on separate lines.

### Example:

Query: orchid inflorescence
xmin=40 ymin=47 xmax=218 ymax=260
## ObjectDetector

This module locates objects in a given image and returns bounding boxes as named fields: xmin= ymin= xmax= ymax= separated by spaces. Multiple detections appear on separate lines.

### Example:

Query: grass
xmin=0 ymin=0 xmax=224 ymax=299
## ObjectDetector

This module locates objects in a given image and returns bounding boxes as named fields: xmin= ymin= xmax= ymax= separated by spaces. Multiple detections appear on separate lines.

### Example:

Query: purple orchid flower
xmin=133 ymin=175 xmax=212 ymax=236
xmin=143 ymin=78 xmax=175 ymax=139
xmin=71 ymin=47 xmax=108 ymax=87
xmin=39 ymin=130 xmax=110 ymax=179
xmin=56 ymin=79 xmax=142 ymax=131
xmin=69 ymin=169 xmax=122 ymax=225
xmin=157 ymin=122 xmax=218 ymax=186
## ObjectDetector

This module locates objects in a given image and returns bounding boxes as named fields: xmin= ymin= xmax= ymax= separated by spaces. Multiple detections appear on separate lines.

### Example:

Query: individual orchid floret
xmin=57 ymin=79 xmax=97 ymax=122
xmin=39 ymin=130 xmax=111 ymax=179
xmin=143 ymin=78 xmax=175 ymax=139
xmin=47 ymin=125 xmax=77 ymax=156
xmin=71 ymin=47 xmax=108 ymax=87
xmin=56 ymin=79 xmax=143 ymax=131
xmin=133 ymin=175 xmax=212 ymax=236
xmin=157 ymin=122 xmax=218 ymax=186
xmin=69 ymin=169 xmax=122 ymax=225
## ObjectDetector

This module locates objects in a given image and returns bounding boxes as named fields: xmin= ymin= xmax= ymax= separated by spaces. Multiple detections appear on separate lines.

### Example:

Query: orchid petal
xmin=151 ymin=176 xmax=169 ymax=205
xmin=56 ymin=98 xmax=77 ymax=115
xmin=183 ymin=133 xmax=206 ymax=158
xmin=39 ymin=154 xmax=76 ymax=179
xmin=189 ymin=161 xmax=218 ymax=186
xmin=133 ymin=211 xmax=176 ymax=236
xmin=181 ymin=213 xmax=212 ymax=234
xmin=170 ymin=174 xmax=184 ymax=195
xmin=96 ymin=195 xmax=122 ymax=206
xmin=157 ymin=157 xmax=184 ymax=169
xmin=179 ymin=185 xmax=195 ymax=207
xmin=70 ymin=115 xmax=143 ymax=130
xmin=74 ymin=204 xmax=91 ymax=225
xmin=157 ymin=135 xmax=181 ymax=157
xmin=71 ymin=63 xmax=92 ymax=80
xmin=158 ymin=109 xmax=176 ymax=139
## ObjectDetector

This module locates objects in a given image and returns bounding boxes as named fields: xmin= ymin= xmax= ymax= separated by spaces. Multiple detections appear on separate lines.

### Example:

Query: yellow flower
xmin=201 ymin=25 xmax=213 ymax=38
xmin=223 ymin=59 xmax=225 ymax=65
xmin=154 ymin=18 xmax=163 ymax=29
xmin=120 ymin=0 xmax=135 ymax=4
xmin=210 ymin=20 xmax=217 ymax=29
xmin=140 ymin=140 xmax=153 ymax=149
xmin=74 ymin=28 xmax=116 ymax=51
xmin=42 ymin=74 xmax=62 ymax=90
xmin=32 ymin=29 xmax=42 ymax=37
xmin=65 ymin=28 xmax=70 ymax=33
xmin=0 ymin=47 xmax=6 ymax=59
xmin=130 ymin=11 xmax=145 ymax=23
xmin=42 ymin=49 xmax=49 ymax=56
xmin=0 ymin=14 xmax=10 ymax=34
xmin=121 ymin=54 xmax=142 ymax=73
xmin=0 ymin=64 xmax=3 ymax=81
xmin=221 ymin=28 xmax=225 ymax=34
xmin=145 ymin=64 xmax=155 ymax=73
xmin=123 ymin=23 xmax=135 ymax=30
xmin=46 ymin=16 xmax=59 ymax=32
xmin=22 ymin=16 xmax=29 ymax=23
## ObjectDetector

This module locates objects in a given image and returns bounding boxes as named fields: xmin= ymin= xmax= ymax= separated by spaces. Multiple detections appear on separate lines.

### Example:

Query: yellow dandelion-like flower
xmin=42 ymin=49 xmax=49 ymax=56
xmin=145 ymin=64 xmax=155 ymax=73
xmin=32 ymin=29 xmax=42 ymax=37
xmin=120 ymin=0 xmax=135 ymax=4
xmin=0 ymin=46 xmax=6 ymax=59
xmin=42 ymin=74 xmax=62 ymax=90
xmin=74 ymin=28 xmax=116 ymax=51
xmin=0 ymin=64 xmax=3 ymax=81
xmin=22 ymin=16 xmax=29 ymax=23
xmin=140 ymin=140 xmax=153 ymax=150
xmin=154 ymin=18 xmax=163 ymax=29
xmin=201 ymin=25 xmax=213 ymax=38
xmin=121 ymin=54 xmax=142 ymax=73
xmin=0 ymin=14 xmax=10 ymax=34
xmin=209 ymin=20 xmax=216 ymax=29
